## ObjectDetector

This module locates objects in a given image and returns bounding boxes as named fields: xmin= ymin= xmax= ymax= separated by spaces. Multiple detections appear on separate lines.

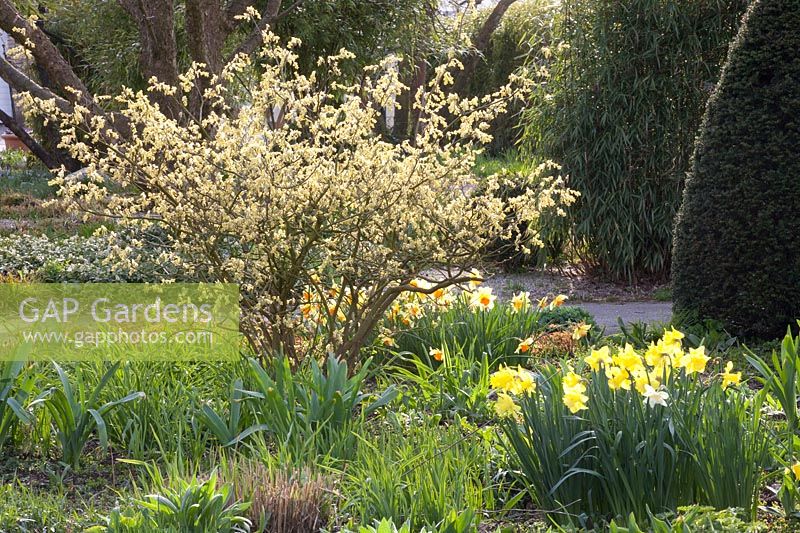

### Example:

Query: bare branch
xmin=0 ymin=107 xmax=61 ymax=168
xmin=0 ymin=55 xmax=71 ymax=113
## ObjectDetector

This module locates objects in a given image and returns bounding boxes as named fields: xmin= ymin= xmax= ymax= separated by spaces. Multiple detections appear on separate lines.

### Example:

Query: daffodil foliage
xmin=493 ymin=328 xmax=767 ymax=524
xmin=25 ymin=32 xmax=576 ymax=361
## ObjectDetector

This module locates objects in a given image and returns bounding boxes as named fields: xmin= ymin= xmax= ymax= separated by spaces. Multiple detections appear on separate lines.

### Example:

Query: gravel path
xmin=482 ymin=270 xmax=672 ymax=333
xmin=569 ymin=301 xmax=673 ymax=333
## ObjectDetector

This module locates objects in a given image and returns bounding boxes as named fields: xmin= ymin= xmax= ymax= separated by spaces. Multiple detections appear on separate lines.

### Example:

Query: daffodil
xmin=720 ymin=361 xmax=741 ymax=389
xmin=607 ymin=366 xmax=631 ymax=390
xmin=494 ymin=392 xmax=520 ymax=418
xmin=585 ymin=345 xmax=612 ymax=371
xmin=792 ymin=462 xmax=800 ymax=480
xmin=490 ymin=365 xmax=517 ymax=392
xmin=470 ymin=287 xmax=496 ymax=311
xmin=516 ymin=367 xmax=536 ymax=395
xmin=381 ymin=336 xmax=397 ymax=348
xmin=516 ymin=337 xmax=534 ymax=354
xmin=644 ymin=342 xmax=663 ymax=368
xmin=429 ymin=347 xmax=444 ymax=362
xmin=511 ymin=291 xmax=530 ymax=313
xmin=563 ymin=390 xmax=589 ymax=413
xmin=536 ymin=296 xmax=548 ymax=309
xmin=662 ymin=326 xmax=685 ymax=347
xmin=642 ymin=384 xmax=669 ymax=408
xmin=551 ymin=294 xmax=567 ymax=307
xmin=613 ymin=344 xmax=644 ymax=373
xmin=563 ymin=370 xmax=586 ymax=394
xmin=572 ymin=322 xmax=591 ymax=340
xmin=409 ymin=278 xmax=432 ymax=290
xmin=681 ymin=346 xmax=710 ymax=374
xmin=404 ymin=301 xmax=425 ymax=320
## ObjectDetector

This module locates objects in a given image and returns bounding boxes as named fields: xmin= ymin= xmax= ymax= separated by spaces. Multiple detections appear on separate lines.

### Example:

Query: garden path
xmin=484 ymin=269 xmax=672 ymax=333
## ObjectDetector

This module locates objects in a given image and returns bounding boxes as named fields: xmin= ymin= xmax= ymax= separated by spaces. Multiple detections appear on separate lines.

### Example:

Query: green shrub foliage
xmin=521 ymin=0 xmax=745 ymax=280
xmin=672 ymin=0 xmax=800 ymax=339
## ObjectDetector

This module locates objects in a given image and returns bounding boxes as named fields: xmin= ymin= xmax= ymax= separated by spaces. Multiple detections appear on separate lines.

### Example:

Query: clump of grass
xmin=232 ymin=461 xmax=330 ymax=533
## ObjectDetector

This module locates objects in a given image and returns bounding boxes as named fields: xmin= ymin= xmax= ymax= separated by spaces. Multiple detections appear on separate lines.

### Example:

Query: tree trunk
xmin=453 ymin=0 xmax=519 ymax=94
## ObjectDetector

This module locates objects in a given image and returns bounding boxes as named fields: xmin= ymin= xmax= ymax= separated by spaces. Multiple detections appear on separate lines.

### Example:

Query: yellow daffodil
xmin=511 ymin=291 xmax=530 ymax=313
xmin=516 ymin=367 xmax=537 ymax=395
xmin=381 ymin=336 xmax=397 ymax=348
xmin=536 ymin=296 xmax=548 ymax=309
xmin=563 ymin=370 xmax=586 ymax=394
xmin=494 ymin=392 xmax=520 ymax=418
xmin=792 ymin=462 xmax=800 ymax=480
xmin=645 ymin=342 xmax=663 ymax=368
xmin=585 ymin=346 xmax=613 ymax=371
xmin=490 ymin=365 xmax=517 ymax=392
xmin=563 ymin=390 xmax=589 ymax=413
xmin=662 ymin=326 xmax=685 ymax=347
xmin=516 ymin=337 xmax=534 ymax=354
xmin=607 ymin=366 xmax=631 ymax=390
xmin=681 ymin=346 xmax=710 ymax=375
xmin=572 ymin=322 xmax=591 ymax=340
xmin=721 ymin=361 xmax=742 ymax=389
xmin=613 ymin=344 xmax=644 ymax=373
xmin=551 ymin=294 xmax=568 ymax=307
xmin=470 ymin=287 xmax=496 ymax=311
xmin=429 ymin=347 xmax=444 ymax=362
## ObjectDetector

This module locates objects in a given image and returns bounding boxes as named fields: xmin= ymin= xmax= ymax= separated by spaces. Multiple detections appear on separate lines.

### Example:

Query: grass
xmin=0 ymin=202 xmax=794 ymax=531
xmin=0 ymin=167 xmax=113 ymax=237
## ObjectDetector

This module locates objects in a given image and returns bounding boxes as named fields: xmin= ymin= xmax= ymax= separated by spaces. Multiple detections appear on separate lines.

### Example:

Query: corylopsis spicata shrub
xmin=27 ymin=26 xmax=576 ymax=362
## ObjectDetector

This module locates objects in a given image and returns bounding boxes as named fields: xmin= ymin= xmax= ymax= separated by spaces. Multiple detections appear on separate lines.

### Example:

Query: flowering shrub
xmin=26 ymin=31 xmax=576 ymax=361
xmin=494 ymin=329 xmax=768 ymax=525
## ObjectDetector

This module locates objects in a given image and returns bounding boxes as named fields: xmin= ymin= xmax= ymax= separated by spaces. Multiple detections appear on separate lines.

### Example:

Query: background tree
xmin=672 ymin=0 xmax=800 ymax=339
xmin=0 ymin=0 xmax=438 ymax=167
xmin=520 ymin=0 xmax=746 ymax=281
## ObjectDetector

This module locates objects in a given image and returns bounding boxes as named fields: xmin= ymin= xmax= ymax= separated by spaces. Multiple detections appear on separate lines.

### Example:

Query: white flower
xmin=642 ymin=384 xmax=669 ymax=408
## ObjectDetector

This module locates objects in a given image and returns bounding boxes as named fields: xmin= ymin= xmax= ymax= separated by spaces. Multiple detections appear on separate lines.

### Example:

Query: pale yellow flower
xmin=511 ymin=291 xmax=530 ymax=313
xmin=613 ymin=344 xmax=644 ymax=373
xmin=563 ymin=390 xmax=589 ymax=413
xmin=662 ymin=326 xmax=685 ymax=347
xmin=468 ymin=269 xmax=483 ymax=289
xmin=516 ymin=366 xmax=536 ymax=395
xmin=494 ymin=392 xmax=520 ymax=418
xmin=551 ymin=294 xmax=567 ymax=307
xmin=470 ymin=287 xmax=496 ymax=311
xmin=563 ymin=370 xmax=586 ymax=394
xmin=572 ymin=322 xmax=591 ymax=340
xmin=792 ymin=462 xmax=800 ymax=480
xmin=490 ymin=365 xmax=517 ymax=392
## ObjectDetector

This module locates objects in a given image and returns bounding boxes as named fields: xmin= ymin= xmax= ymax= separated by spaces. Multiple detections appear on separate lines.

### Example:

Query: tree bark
xmin=186 ymin=0 xmax=226 ymax=75
xmin=454 ymin=0 xmax=519 ymax=94
xmin=117 ymin=0 xmax=182 ymax=119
